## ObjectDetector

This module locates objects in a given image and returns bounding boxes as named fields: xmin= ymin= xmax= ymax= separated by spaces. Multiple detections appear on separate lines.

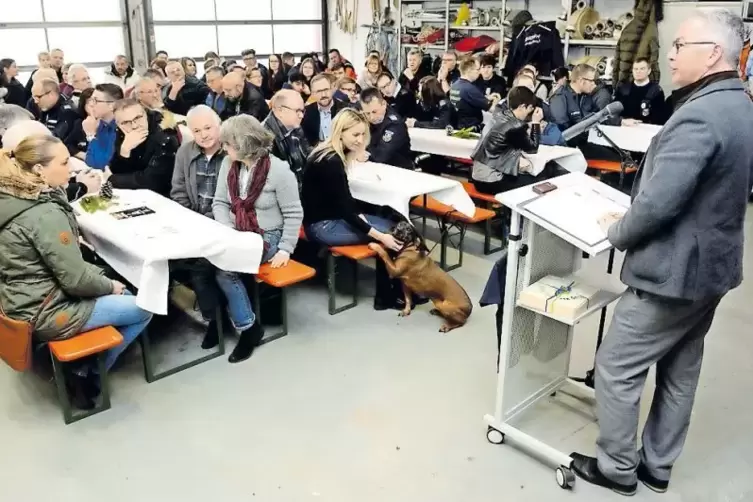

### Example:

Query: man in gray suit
xmin=571 ymin=9 xmax=753 ymax=496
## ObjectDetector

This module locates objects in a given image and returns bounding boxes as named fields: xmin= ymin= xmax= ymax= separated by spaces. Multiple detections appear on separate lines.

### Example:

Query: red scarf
xmin=227 ymin=156 xmax=271 ymax=254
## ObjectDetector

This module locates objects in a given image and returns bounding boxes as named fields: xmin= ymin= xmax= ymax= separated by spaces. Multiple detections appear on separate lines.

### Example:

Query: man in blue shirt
xmin=450 ymin=57 xmax=500 ymax=131
xmin=302 ymin=74 xmax=347 ymax=147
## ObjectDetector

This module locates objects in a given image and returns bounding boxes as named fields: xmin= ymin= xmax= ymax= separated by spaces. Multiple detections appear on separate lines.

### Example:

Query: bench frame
xmin=326 ymin=252 xmax=362 ymax=315
xmin=251 ymin=281 xmax=290 ymax=345
xmin=50 ymin=351 xmax=110 ymax=425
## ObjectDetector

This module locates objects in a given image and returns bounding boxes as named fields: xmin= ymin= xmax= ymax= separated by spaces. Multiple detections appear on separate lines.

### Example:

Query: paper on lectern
xmin=521 ymin=185 xmax=628 ymax=247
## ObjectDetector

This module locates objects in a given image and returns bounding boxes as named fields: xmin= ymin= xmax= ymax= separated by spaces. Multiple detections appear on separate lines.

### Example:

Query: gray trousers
xmin=595 ymin=287 xmax=721 ymax=485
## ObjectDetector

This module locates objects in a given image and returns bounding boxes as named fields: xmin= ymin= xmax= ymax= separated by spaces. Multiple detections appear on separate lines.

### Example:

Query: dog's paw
xmin=398 ymin=309 xmax=411 ymax=317
xmin=429 ymin=308 xmax=441 ymax=317
xmin=368 ymin=243 xmax=382 ymax=252
xmin=439 ymin=324 xmax=450 ymax=333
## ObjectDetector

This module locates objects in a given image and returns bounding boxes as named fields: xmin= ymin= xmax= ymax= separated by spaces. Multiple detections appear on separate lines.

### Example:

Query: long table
xmin=408 ymin=128 xmax=588 ymax=175
xmin=74 ymin=189 xmax=264 ymax=315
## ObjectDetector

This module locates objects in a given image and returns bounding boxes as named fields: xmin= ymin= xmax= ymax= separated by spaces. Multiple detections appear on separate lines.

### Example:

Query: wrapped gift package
xmin=518 ymin=275 xmax=599 ymax=321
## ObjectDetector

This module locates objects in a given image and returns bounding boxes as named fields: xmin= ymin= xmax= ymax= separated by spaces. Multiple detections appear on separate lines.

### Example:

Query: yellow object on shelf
xmin=454 ymin=3 xmax=470 ymax=26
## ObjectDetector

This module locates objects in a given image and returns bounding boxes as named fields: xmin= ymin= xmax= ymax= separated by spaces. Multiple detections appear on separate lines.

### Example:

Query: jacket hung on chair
xmin=0 ymin=175 xmax=112 ymax=342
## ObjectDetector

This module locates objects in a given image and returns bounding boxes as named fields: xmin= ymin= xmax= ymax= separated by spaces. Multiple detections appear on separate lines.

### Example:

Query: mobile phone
xmin=533 ymin=182 xmax=557 ymax=195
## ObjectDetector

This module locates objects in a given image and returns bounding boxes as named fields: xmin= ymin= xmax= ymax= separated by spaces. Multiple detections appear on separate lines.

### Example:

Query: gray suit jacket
xmin=608 ymin=77 xmax=753 ymax=300
xmin=170 ymin=140 xmax=226 ymax=218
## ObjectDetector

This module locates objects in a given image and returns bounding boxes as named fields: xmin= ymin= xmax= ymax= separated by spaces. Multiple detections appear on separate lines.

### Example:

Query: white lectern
xmin=483 ymin=172 xmax=630 ymax=489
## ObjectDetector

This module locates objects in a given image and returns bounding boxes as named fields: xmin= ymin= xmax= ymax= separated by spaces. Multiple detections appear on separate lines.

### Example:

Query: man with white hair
xmin=66 ymin=64 xmax=92 ymax=107
xmin=571 ymin=9 xmax=753 ymax=496
xmin=134 ymin=77 xmax=165 ymax=111
xmin=2 ymin=119 xmax=101 ymax=200
xmin=170 ymin=105 xmax=229 ymax=349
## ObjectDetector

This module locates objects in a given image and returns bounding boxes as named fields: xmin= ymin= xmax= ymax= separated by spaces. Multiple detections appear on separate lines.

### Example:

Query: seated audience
xmin=170 ymin=105 xmax=230 ymax=349
xmin=299 ymin=57 xmax=318 ymax=89
xmin=549 ymin=66 xmax=569 ymax=98
xmin=376 ymin=72 xmax=416 ymax=119
xmin=471 ymin=86 xmax=542 ymax=194
xmin=103 ymin=55 xmax=140 ymax=91
xmin=263 ymin=89 xmax=311 ymax=185
xmin=450 ymin=58 xmax=499 ymax=132
xmin=180 ymin=57 xmax=198 ymax=78
xmin=66 ymin=64 xmax=92 ymax=107
xmin=282 ymin=52 xmax=296 ymax=72
xmin=0 ymin=59 xmax=26 ymax=107
xmin=549 ymin=63 xmax=601 ymax=133
xmin=285 ymin=71 xmax=311 ymax=101
xmin=301 ymin=109 xmax=406 ymax=310
xmin=302 ymin=74 xmax=348 ymax=147
xmin=144 ymin=68 xmax=167 ymax=89
xmin=3 ymin=119 xmax=100 ymax=201
xmin=407 ymin=76 xmax=453 ymax=129
xmin=0 ymin=135 xmax=151 ymax=409
xmin=204 ymin=66 xmax=227 ymax=115
xmin=134 ymin=77 xmax=165 ymax=112
xmin=64 ymin=87 xmax=96 ymax=160
xmin=436 ymin=51 xmax=461 ymax=93
xmin=163 ymin=60 xmax=210 ymax=115
xmin=398 ymin=49 xmax=428 ymax=95
xmin=246 ymin=67 xmax=266 ymax=95
xmin=266 ymin=54 xmax=287 ymax=97
xmin=521 ymin=64 xmax=549 ymax=100
xmin=85 ymin=83 xmax=124 ymax=170
xmin=59 ymin=63 xmax=74 ymax=98
xmin=220 ymin=71 xmax=269 ymax=122
xmin=241 ymin=49 xmax=269 ymax=81
xmin=591 ymin=77 xmax=613 ymax=111
xmin=213 ymin=115 xmax=303 ymax=363
xmin=334 ymin=76 xmax=359 ymax=105
xmin=329 ymin=63 xmax=347 ymax=82
xmin=328 ymin=49 xmax=357 ymax=79
xmin=614 ymin=57 xmax=666 ymax=125
xmin=475 ymin=54 xmax=507 ymax=98
xmin=155 ymin=50 xmax=169 ymax=63
xmin=110 ymin=98 xmax=180 ymax=195
xmin=24 ymin=51 xmax=61 ymax=101
xmin=360 ymin=88 xmax=413 ymax=169
xmin=30 ymin=78 xmax=78 ymax=140
xmin=357 ymin=54 xmax=382 ymax=90
xmin=492 ymin=73 xmax=562 ymax=146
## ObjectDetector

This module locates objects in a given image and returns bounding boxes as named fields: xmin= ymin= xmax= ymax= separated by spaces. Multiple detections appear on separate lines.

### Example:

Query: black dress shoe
xmin=228 ymin=323 xmax=265 ymax=364
xmin=65 ymin=372 xmax=98 ymax=411
xmin=373 ymin=298 xmax=406 ymax=311
xmin=201 ymin=320 xmax=220 ymax=349
xmin=637 ymin=463 xmax=668 ymax=493
xmin=570 ymin=452 xmax=637 ymax=497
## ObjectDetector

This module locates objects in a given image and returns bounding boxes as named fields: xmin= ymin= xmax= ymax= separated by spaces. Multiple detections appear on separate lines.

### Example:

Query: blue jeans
xmin=80 ymin=292 xmax=152 ymax=370
xmin=305 ymin=215 xmax=393 ymax=246
xmin=216 ymin=229 xmax=281 ymax=331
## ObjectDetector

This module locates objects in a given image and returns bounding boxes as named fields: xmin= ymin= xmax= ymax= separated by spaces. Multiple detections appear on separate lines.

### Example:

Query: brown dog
xmin=369 ymin=221 xmax=473 ymax=332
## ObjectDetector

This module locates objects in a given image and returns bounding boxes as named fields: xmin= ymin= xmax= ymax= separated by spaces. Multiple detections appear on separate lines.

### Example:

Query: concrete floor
xmin=1 ymin=211 xmax=752 ymax=502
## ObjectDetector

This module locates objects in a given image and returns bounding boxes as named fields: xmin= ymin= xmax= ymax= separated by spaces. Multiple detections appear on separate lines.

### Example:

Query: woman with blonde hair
xmin=301 ymin=109 xmax=407 ymax=310
xmin=357 ymin=54 xmax=383 ymax=90
xmin=180 ymin=57 xmax=198 ymax=78
xmin=0 ymin=135 xmax=151 ymax=408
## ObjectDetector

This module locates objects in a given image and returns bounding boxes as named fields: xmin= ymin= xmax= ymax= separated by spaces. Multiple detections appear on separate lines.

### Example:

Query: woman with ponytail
xmin=212 ymin=114 xmax=303 ymax=363
xmin=0 ymin=135 xmax=151 ymax=409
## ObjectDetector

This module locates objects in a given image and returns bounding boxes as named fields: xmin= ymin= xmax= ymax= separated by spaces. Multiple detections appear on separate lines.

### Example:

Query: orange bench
xmin=410 ymin=195 xmax=496 ymax=270
xmin=252 ymin=259 xmax=317 ymax=343
xmin=49 ymin=326 xmax=123 ymax=424
xmin=461 ymin=182 xmax=506 ymax=255
xmin=587 ymin=159 xmax=638 ymax=174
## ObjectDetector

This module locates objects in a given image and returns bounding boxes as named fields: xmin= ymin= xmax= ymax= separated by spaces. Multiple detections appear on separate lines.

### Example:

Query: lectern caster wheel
xmin=556 ymin=466 xmax=575 ymax=489
xmin=486 ymin=426 xmax=505 ymax=445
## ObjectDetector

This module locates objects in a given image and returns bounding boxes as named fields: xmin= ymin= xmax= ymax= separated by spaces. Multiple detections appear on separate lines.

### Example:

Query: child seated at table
xmin=470 ymin=86 xmax=543 ymax=195
xmin=212 ymin=115 xmax=303 ymax=364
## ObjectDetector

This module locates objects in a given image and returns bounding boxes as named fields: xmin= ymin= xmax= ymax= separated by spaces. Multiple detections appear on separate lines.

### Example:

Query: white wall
xmin=326 ymin=0 xmax=375 ymax=71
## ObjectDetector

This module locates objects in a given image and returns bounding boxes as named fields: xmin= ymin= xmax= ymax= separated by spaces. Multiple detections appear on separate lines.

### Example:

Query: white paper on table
xmin=520 ymin=185 xmax=629 ymax=247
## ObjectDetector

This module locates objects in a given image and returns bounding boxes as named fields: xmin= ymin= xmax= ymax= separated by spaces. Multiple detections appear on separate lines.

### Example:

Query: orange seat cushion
xmin=410 ymin=196 xmax=494 ymax=223
xmin=256 ymin=260 xmax=316 ymax=288
xmin=461 ymin=181 xmax=501 ymax=205
xmin=330 ymin=244 xmax=377 ymax=260
xmin=49 ymin=326 xmax=124 ymax=362
xmin=587 ymin=159 xmax=637 ymax=174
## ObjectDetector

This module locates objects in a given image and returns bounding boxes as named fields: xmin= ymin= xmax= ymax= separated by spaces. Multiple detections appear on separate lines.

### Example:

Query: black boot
xmin=228 ymin=322 xmax=265 ymax=364
xmin=65 ymin=367 xmax=99 ymax=411
xmin=201 ymin=309 xmax=230 ymax=349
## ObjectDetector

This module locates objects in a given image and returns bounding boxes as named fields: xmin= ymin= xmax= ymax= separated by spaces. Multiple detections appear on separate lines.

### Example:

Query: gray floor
xmin=1 ymin=211 xmax=753 ymax=502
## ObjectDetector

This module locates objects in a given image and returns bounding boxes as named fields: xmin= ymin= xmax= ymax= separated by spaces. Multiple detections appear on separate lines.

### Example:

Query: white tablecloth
xmin=74 ymin=189 xmax=264 ymax=315
xmin=588 ymin=124 xmax=662 ymax=152
xmin=408 ymin=128 xmax=588 ymax=175
xmin=348 ymin=162 xmax=476 ymax=220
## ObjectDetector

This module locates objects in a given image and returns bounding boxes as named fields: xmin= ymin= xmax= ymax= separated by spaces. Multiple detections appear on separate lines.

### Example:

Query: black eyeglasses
xmin=672 ymin=39 xmax=716 ymax=52
xmin=280 ymin=105 xmax=305 ymax=116
xmin=32 ymin=90 xmax=53 ymax=100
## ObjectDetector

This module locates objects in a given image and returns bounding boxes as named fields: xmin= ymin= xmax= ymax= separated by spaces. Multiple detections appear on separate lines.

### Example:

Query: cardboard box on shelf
xmin=518 ymin=275 xmax=599 ymax=321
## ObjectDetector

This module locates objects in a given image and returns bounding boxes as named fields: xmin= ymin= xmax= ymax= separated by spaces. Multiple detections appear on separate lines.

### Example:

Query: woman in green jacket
xmin=0 ymin=135 xmax=152 ymax=404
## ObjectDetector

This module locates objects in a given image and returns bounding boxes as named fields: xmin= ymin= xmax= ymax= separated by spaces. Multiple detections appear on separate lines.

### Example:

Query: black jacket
xmin=615 ymin=81 xmax=666 ymax=125
xmin=109 ymin=110 xmax=180 ymax=196
xmin=397 ymin=68 xmax=429 ymax=95
xmin=219 ymin=82 xmax=269 ymax=122
xmin=262 ymin=111 xmax=312 ymax=186
xmin=2 ymin=78 xmax=26 ymax=107
xmin=474 ymin=74 xmax=507 ymax=98
xmin=301 ymin=98 xmax=348 ymax=147
xmin=28 ymin=95 xmax=79 ymax=140
xmin=163 ymin=76 xmax=210 ymax=116
xmin=549 ymin=84 xmax=600 ymax=132
xmin=503 ymin=21 xmax=564 ymax=84
xmin=385 ymin=84 xmax=417 ymax=120
xmin=265 ymin=70 xmax=287 ymax=98
xmin=449 ymin=78 xmax=491 ymax=131
xmin=414 ymin=98 xmax=453 ymax=129
xmin=64 ymin=119 xmax=90 ymax=157
xmin=368 ymin=111 xmax=414 ymax=169
xmin=471 ymin=109 xmax=540 ymax=177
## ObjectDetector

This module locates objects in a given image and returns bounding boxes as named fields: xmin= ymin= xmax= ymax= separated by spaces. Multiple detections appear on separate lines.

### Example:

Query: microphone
xmin=561 ymin=101 xmax=624 ymax=141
